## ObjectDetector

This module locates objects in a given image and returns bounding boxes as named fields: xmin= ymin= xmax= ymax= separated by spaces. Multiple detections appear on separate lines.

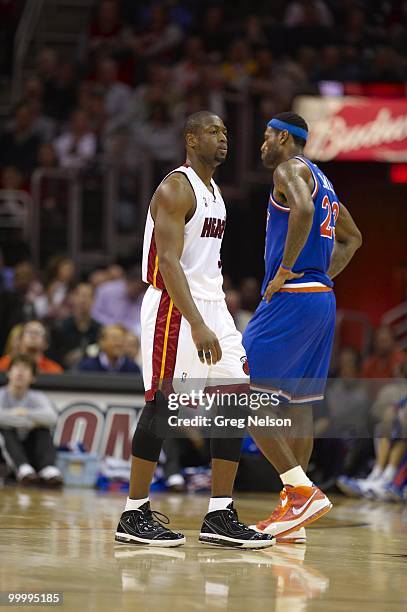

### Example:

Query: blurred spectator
xmin=0 ymin=164 xmax=25 ymax=191
xmin=124 ymin=330 xmax=141 ymax=368
xmin=92 ymin=266 xmax=145 ymax=335
xmin=225 ymin=289 xmax=252 ymax=333
xmin=368 ymin=46 xmax=405 ymax=82
xmin=87 ymin=0 xmax=125 ymax=58
xmin=35 ymin=48 xmax=60 ymax=113
xmin=3 ymin=324 xmax=23 ymax=357
xmin=49 ymin=283 xmax=101 ymax=369
xmin=250 ymin=48 xmax=276 ymax=97
xmin=41 ymin=61 xmax=79 ymax=122
xmin=197 ymin=6 xmax=228 ymax=61
xmin=0 ymin=320 xmax=63 ymax=373
xmin=106 ymin=264 xmax=124 ymax=281
xmin=362 ymin=325 xmax=406 ymax=379
xmin=284 ymin=0 xmax=333 ymax=27
xmin=77 ymin=324 xmax=140 ymax=373
xmin=0 ymin=262 xmax=43 ymax=354
xmin=323 ymin=348 xmax=370 ymax=436
xmin=114 ymin=63 xmax=177 ymax=134
xmin=95 ymin=57 xmax=132 ymax=119
xmin=241 ymin=15 xmax=268 ymax=48
xmin=0 ymin=166 xmax=28 ymax=250
xmin=239 ymin=277 xmax=261 ymax=312
xmin=0 ymin=248 xmax=13 ymax=292
xmin=54 ymin=110 xmax=97 ymax=169
xmin=0 ymin=354 xmax=62 ymax=487
xmin=222 ymin=40 xmax=257 ymax=91
xmin=85 ymin=87 xmax=109 ymax=151
xmin=36 ymin=255 xmax=76 ymax=321
xmin=312 ymin=45 xmax=346 ymax=82
xmin=36 ymin=142 xmax=58 ymax=169
xmin=136 ymin=3 xmax=183 ymax=61
xmin=337 ymin=363 xmax=407 ymax=501
xmin=89 ymin=267 xmax=109 ymax=289
xmin=198 ymin=65 xmax=226 ymax=119
xmin=341 ymin=6 xmax=372 ymax=50
xmin=131 ymin=101 xmax=182 ymax=172
xmin=22 ymin=77 xmax=56 ymax=140
xmin=173 ymin=36 xmax=206 ymax=94
xmin=0 ymin=102 xmax=41 ymax=175
xmin=311 ymin=347 xmax=370 ymax=487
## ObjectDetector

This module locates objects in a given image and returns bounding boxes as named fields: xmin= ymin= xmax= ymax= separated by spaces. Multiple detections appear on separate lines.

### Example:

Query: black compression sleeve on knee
xmin=132 ymin=426 xmax=163 ymax=462
xmin=210 ymin=437 xmax=243 ymax=462
xmin=132 ymin=393 xmax=170 ymax=461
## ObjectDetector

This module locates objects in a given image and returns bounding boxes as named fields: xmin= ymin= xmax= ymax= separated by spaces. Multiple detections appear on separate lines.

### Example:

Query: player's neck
xmin=185 ymin=156 xmax=214 ymax=190
xmin=285 ymin=146 xmax=305 ymax=163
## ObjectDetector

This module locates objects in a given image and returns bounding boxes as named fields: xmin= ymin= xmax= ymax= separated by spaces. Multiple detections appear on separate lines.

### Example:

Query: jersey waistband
xmin=147 ymin=284 xmax=225 ymax=302
xmin=279 ymin=282 xmax=332 ymax=293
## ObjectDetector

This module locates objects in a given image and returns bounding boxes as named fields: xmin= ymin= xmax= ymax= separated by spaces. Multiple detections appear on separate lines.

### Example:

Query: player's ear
xmin=186 ymin=132 xmax=197 ymax=149
xmin=279 ymin=130 xmax=289 ymax=145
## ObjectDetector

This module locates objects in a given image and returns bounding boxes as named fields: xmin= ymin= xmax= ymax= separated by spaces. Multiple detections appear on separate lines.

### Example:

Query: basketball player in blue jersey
xmin=243 ymin=112 xmax=362 ymax=543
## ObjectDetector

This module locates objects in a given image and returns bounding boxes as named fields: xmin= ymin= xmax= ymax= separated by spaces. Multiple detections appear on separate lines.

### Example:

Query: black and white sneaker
xmin=199 ymin=503 xmax=275 ymax=549
xmin=115 ymin=502 xmax=186 ymax=547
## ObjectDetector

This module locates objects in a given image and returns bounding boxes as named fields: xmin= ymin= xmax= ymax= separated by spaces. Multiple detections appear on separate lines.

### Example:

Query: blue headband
xmin=267 ymin=118 xmax=308 ymax=141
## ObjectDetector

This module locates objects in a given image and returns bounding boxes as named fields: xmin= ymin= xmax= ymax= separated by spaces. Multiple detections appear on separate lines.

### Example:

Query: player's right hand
xmin=191 ymin=321 xmax=222 ymax=365
xmin=263 ymin=268 xmax=304 ymax=302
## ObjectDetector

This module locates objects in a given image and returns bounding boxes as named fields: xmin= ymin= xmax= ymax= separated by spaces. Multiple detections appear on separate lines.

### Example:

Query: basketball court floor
xmin=0 ymin=487 xmax=406 ymax=611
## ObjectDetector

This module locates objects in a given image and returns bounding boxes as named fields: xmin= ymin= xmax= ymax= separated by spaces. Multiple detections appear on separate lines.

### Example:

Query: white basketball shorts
xmin=141 ymin=286 xmax=249 ymax=401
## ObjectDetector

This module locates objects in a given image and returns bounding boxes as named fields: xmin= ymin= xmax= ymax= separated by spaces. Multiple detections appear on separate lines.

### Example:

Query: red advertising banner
xmin=293 ymin=96 xmax=407 ymax=162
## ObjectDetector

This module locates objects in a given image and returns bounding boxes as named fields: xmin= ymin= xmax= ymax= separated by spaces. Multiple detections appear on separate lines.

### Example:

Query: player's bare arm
xmin=328 ymin=203 xmax=362 ymax=279
xmin=152 ymin=173 xmax=222 ymax=365
xmin=263 ymin=160 xmax=314 ymax=302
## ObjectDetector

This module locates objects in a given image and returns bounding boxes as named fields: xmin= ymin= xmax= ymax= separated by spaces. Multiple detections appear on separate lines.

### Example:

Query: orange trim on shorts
xmin=152 ymin=254 xmax=159 ymax=288
xmin=159 ymin=300 xmax=174 ymax=384
xmin=146 ymin=231 xmax=165 ymax=290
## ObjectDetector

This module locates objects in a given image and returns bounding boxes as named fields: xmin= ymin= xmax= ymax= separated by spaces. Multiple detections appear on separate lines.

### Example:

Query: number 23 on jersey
xmin=320 ymin=195 xmax=339 ymax=239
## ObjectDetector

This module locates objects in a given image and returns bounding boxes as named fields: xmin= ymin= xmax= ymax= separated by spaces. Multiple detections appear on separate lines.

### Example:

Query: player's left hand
xmin=263 ymin=267 xmax=304 ymax=302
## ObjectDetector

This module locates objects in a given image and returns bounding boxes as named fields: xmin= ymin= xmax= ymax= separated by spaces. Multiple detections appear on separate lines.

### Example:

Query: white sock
xmin=381 ymin=465 xmax=397 ymax=484
xmin=208 ymin=497 xmax=233 ymax=512
xmin=17 ymin=464 xmax=35 ymax=481
xmin=125 ymin=496 xmax=149 ymax=512
xmin=367 ymin=465 xmax=383 ymax=481
xmin=280 ymin=466 xmax=313 ymax=488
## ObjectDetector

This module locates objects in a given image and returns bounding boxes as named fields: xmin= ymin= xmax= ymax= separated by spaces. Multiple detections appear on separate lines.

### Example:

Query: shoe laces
xmin=140 ymin=508 xmax=171 ymax=530
xmin=227 ymin=507 xmax=251 ymax=532
xmin=257 ymin=488 xmax=288 ymax=529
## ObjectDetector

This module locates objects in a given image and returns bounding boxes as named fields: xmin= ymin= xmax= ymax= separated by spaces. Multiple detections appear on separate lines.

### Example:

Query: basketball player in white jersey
xmin=115 ymin=111 xmax=274 ymax=549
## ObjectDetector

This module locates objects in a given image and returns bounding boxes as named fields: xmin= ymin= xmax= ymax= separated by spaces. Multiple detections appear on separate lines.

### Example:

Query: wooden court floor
xmin=0 ymin=487 xmax=406 ymax=612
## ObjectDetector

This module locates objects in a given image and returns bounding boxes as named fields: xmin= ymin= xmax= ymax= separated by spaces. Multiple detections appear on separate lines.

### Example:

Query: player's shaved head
xmin=184 ymin=111 xmax=227 ymax=168
xmin=183 ymin=111 xmax=220 ymax=139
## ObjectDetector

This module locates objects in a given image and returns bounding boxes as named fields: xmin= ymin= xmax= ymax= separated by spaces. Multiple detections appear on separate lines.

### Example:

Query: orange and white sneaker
xmin=251 ymin=485 xmax=332 ymax=537
xmin=250 ymin=490 xmax=306 ymax=542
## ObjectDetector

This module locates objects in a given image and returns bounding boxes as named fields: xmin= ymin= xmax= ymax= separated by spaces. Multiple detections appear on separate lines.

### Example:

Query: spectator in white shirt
xmin=54 ymin=109 xmax=96 ymax=169
xmin=0 ymin=354 xmax=62 ymax=487
xmin=96 ymin=57 xmax=132 ymax=119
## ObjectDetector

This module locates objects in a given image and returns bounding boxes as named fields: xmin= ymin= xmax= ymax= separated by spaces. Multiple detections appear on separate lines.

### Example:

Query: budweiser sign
xmin=293 ymin=96 xmax=407 ymax=161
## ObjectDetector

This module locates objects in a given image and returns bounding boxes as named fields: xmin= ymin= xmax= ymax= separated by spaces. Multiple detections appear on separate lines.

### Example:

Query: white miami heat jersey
xmin=142 ymin=164 xmax=226 ymax=301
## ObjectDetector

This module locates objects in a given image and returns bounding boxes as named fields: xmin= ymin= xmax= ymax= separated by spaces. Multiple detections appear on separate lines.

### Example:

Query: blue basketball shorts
xmin=242 ymin=290 xmax=336 ymax=404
